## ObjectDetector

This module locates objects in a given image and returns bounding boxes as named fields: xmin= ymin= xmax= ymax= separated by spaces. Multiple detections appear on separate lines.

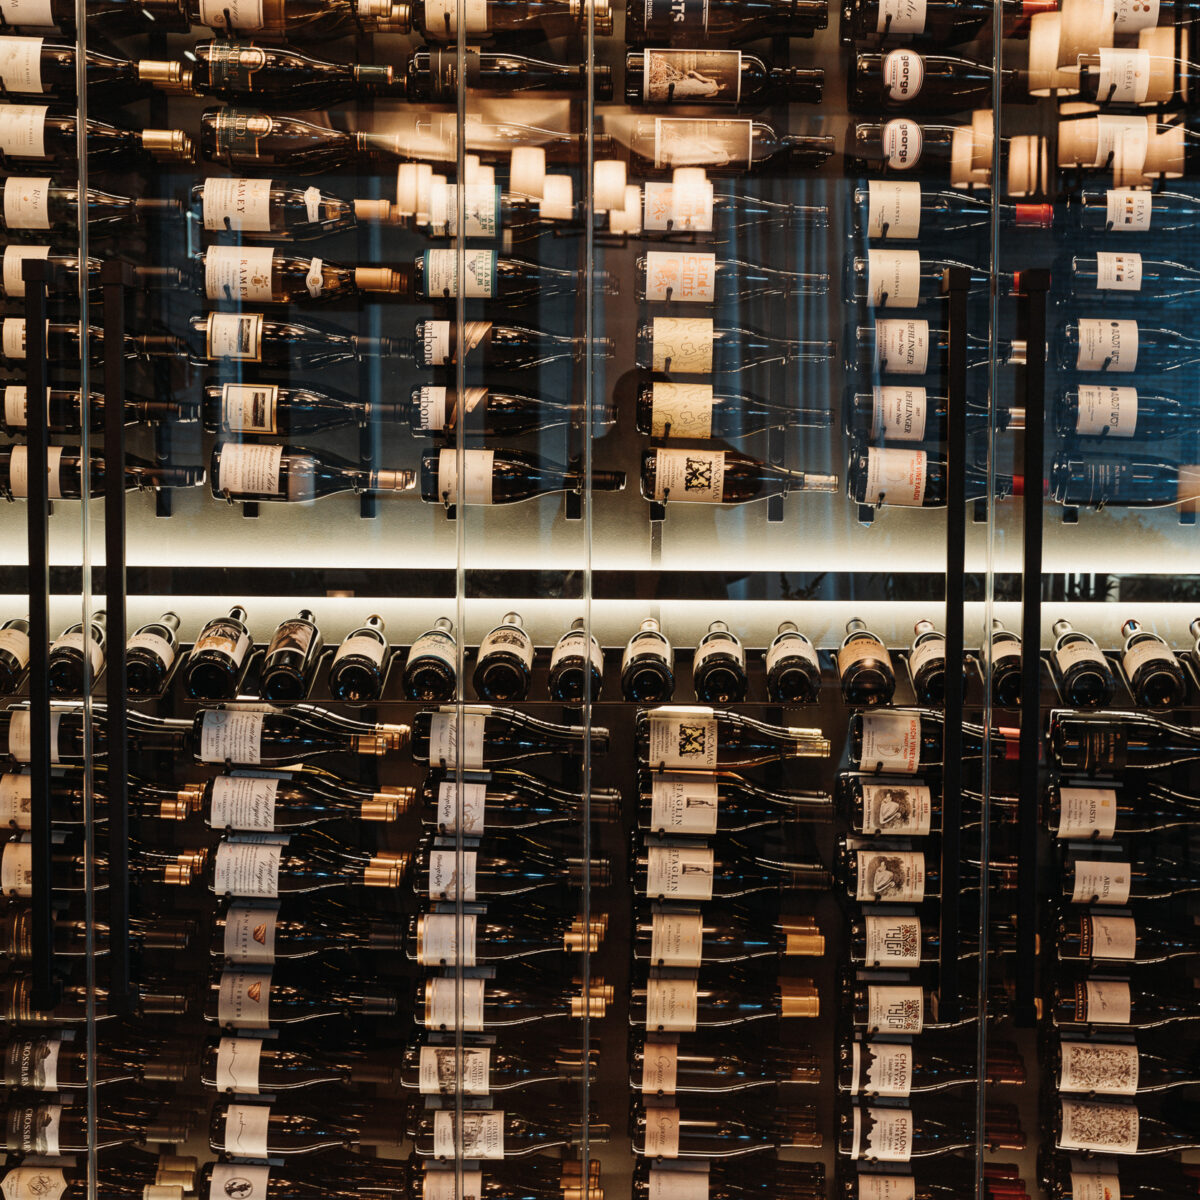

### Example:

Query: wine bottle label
xmin=419 ymin=912 xmax=477 ymax=966
xmin=856 ymin=710 xmax=920 ymax=774
xmin=643 ymin=1108 xmax=681 ymax=1157
xmin=1081 ymin=980 xmax=1132 ymax=1024
xmin=646 ymin=709 xmax=719 ymax=769
xmin=882 ymin=50 xmax=923 ymax=101
xmin=1 ymin=1168 xmax=68 ymax=1200
xmin=419 ymin=1045 xmax=489 ymax=1096
xmin=210 ymin=775 xmax=279 ymax=831
xmin=551 ymin=630 xmax=603 ymax=678
xmin=1059 ymin=1042 xmax=1139 ymax=1096
xmin=866 ymin=985 xmax=923 ymax=1034
xmin=1094 ymin=251 xmax=1142 ymax=293
xmin=223 ymin=1103 xmax=271 ymax=1158
xmin=422 ymin=1169 xmax=483 ymax=1200
xmin=1094 ymin=48 xmax=1150 ymax=103
xmin=0 ymin=106 xmax=44 ymax=159
xmin=1091 ymin=115 xmax=1148 ymax=171
xmin=1109 ymin=0 xmax=1158 ymax=31
xmin=1055 ymin=639 xmax=1109 ymax=674
xmin=851 ymin=1041 xmax=913 ymax=1097
xmin=650 ymin=774 xmax=719 ymax=835
xmin=860 ymin=782 xmax=931 ymax=835
xmin=646 ymin=846 xmax=714 ymax=900
xmin=873 ymin=318 xmax=929 ymax=374
xmin=218 ymin=970 xmax=271 ymax=1029
xmin=856 ymin=1175 xmax=916 ymax=1200
xmin=4 ymin=1038 xmax=56 ymax=1090
xmin=216 ymin=1035 xmax=263 ymax=1094
xmin=435 ymin=781 xmax=485 ymax=837
xmin=863 ymin=914 xmax=922 ymax=967
xmin=856 ymin=850 xmax=926 ymax=903
xmin=5 ymin=1105 xmax=58 ymax=1155
xmin=428 ymin=182 xmax=498 ymax=238
xmin=214 ymin=841 xmax=282 ymax=898
xmin=693 ymin=636 xmax=744 ymax=674
xmin=205 ymin=246 xmax=276 ymax=303
xmin=428 ymin=848 xmax=477 ymax=901
xmin=210 ymin=1166 xmax=270 ymax=1200
xmin=195 ymin=620 xmax=252 ymax=674
xmin=199 ymin=0 xmax=264 ymax=26
xmin=650 ymin=910 xmax=705 ymax=966
xmin=202 ymin=178 xmax=274 ymax=232
xmin=302 ymin=186 xmax=319 ymax=223
xmin=207 ymin=41 xmax=267 ymax=92
xmin=1105 ymin=188 xmax=1151 ymax=231
xmin=624 ymin=629 xmax=674 ymax=672
xmin=1075 ymin=385 xmax=1136 ymax=437
xmin=127 ymin=629 xmax=175 ymax=670
xmin=652 ymin=117 xmax=752 ymax=169
xmin=423 ymin=249 xmax=496 ymax=299
xmin=436 ymin=447 xmax=494 ymax=506
xmin=478 ymin=623 xmax=534 ymax=669
xmin=216 ymin=443 xmax=284 ymax=499
xmin=426 ymin=976 xmax=485 ymax=1031
xmin=881 ymin=119 xmax=921 ymax=170
xmin=427 ymin=710 xmax=486 ymax=770
xmin=1 ymin=178 xmax=48 ymax=232
xmin=207 ymin=312 xmax=264 ymax=363
xmin=1 ymin=245 xmax=47 ymax=299
xmin=643 ymin=250 xmax=716 ymax=304
xmin=1 ymin=841 xmax=31 ymax=895
xmin=265 ymin=618 xmax=315 ymax=664
xmin=1074 ymin=319 xmax=1138 ymax=372
xmin=651 ymin=317 xmax=714 ymax=374
xmin=871 ymin=386 xmax=927 ymax=442
xmin=407 ymin=630 xmax=457 ymax=672
xmin=851 ymin=1105 xmax=913 ymax=1161
xmin=647 ymin=1168 xmax=709 ymax=1200
xmin=423 ymin=0 xmax=489 ymax=35
xmin=1085 ymin=914 xmax=1136 ymax=960
xmin=200 ymin=710 xmax=266 ymax=765
xmin=642 ymin=50 xmax=742 ymax=103
xmin=333 ymin=633 xmax=387 ymax=669
xmin=1123 ymin=638 xmax=1173 ymax=677
xmin=1069 ymin=1173 xmax=1121 ymax=1200
xmin=1071 ymin=860 xmax=1131 ymax=905
xmin=907 ymin=635 xmax=944 ymax=680
xmin=6 ymin=711 xmax=62 ymax=764
xmin=0 ymin=772 xmax=30 ymax=826
xmin=643 ymin=180 xmax=714 ymax=233
xmin=865 ymin=181 xmax=921 ymax=240
xmin=1057 ymin=787 xmax=1118 ymax=839
xmin=1 ymin=318 xmax=23 ymax=360
xmin=1058 ymin=1099 xmax=1138 ymax=1152
xmin=649 ymin=446 xmax=729 ymax=504
xmin=859 ymin=444 xmax=930 ymax=506
xmin=877 ymin=0 xmax=926 ymax=32
xmin=223 ymin=905 xmax=276 ymax=964
xmin=0 ymin=37 xmax=38 ymax=95
xmin=48 ymin=630 xmax=103 ymax=675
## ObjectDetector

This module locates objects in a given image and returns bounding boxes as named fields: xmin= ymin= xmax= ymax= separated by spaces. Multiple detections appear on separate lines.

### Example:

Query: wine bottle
xmin=406 ymin=384 xmax=592 ymax=438
xmin=847 ymin=444 xmax=1019 ymax=508
xmin=410 ymin=247 xmax=615 ymax=307
xmin=125 ymin=612 xmax=181 ymax=698
xmin=179 ymin=0 xmax=406 ymax=38
xmin=636 ymin=380 xmax=831 ymax=440
xmin=852 ymin=180 xmax=1053 ymax=241
xmin=842 ymin=976 xmax=1013 ymax=1034
xmin=1045 ymin=779 xmax=1200 ymax=838
xmin=328 ymin=616 xmax=388 ymax=704
xmin=625 ymin=48 xmax=821 ymax=106
xmin=405 ymin=46 xmax=610 ymax=99
xmin=909 ymin=618 xmax=955 ymax=705
xmin=632 ymin=1160 xmax=825 ymax=1200
xmin=259 ymin=611 xmax=323 ymax=704
xmin=849 ymin=0 xmax=1048 ymax=42
xmin=0 ymin=446 xmax=203 ymax=498
xmin=471 ymin=612 xmax=533 ymax=702
xmin=46 ymin=610 xmax=106 ymax=696
xmin=190 ymin=707 xmax=402 ymax=765
xmin=210 ymin=443 xmax=414 ymax=503
xmin=624 ymin=116 xmax=833 ymax=175
xmin=766 ymin=622 xmax=821 ymax=704
xmin=633 ymin=905 xmax=824 ymax=966
xmin=1076 ymin=183 xmax=1200 ymax=233
xmin=1051 ymin=451 xmax=1200 ymax=508
xmin=190 ymin=772 xmax=403 ymax=832
xmin=854 ymin=318 xmax=1019 ymax=377
xmin=1050 ymin=710 xmax=1200 ymax=773
xmin=0 ymin=1034 xmax=179 ymax=1091
xmin=413 ymin=318 xmax=613 ymax=370
xmin=838 ymin=1101 xmax=1024 ymax=1160
xmin=1042 ymin=1157 xmax=1200 ymax=1200
xmin=403 ymin=618 xmax=457 ymax=702
xmin=985 ymin=619 xmax=1022 ymax=707
xmin=622 ymin=618 xmax=675 ymax=702
xmin=624 ymin=0 xmax=826 ymax=43
xmin=416 ymin=975 xmax=605 ymax=1031
xmin=638 ymin=769 xmax=830 ymax=835
xmin=0 ymin=1103 xmax=192 ymax=1154
xmin=205 ymin=966 xmax=398 ymax=1029
xmin=631 ymin=1036 xmax=820 ymax=1095
xmin=838 ymin=618 xmax=896 ymax=708
xmin=1050 ymin=619 xmax=1117 ymax=710
xmin=0 ymin=177 xmax=180 ymax=235
xmin=635 ymin=249 xmax=827 ymax=304
xmin=847 ymin=912 xmax=1017 ymax=967
xmin=0 ymin=105 xmax=192 ymax=165
xmin=1062 ymin=850 xmax=1200 ymax=904
xmin=402 ymin=0 xmax=613 ymax=38
xmin=212 ymin=898 xmax=401 ymax=968
xmin=636 ymin=706 xmax=829 ymax=768
xmin=847 ymin=708 xmax=1023 ymax=773
xmin=836 ymin=775 xmax=936 ymax=836
xmin=640 ymin=178 xmax=829 ymax=241
xmin=850 ymin=50 xmax=1027 ymax=114
xmin=184 ymin=606 xmax=252 ymax=700
xmin=630 ymin=968 xmax=820 ymax=1032
xmin=633 ymin=1103 xmax=821 ymax=1158
xmin=0 ymin=618 xmax=30 ymax=695
xmin=196 ymin=246 xmax=402 ymax=304
xmin=1119 ymin=618 xmax=1185 ymax=709
xmin=1058 ymin=317 xmax=1200 ymax=374
xmin=0 ymin=246 xmax=181 ymax=299
xmin=0 ymin=36 xmax=181 ymax=101
xmin=409 ymin=909 xmax=598 ymax=967
xmin=192 ymin=178 xmax=389 ymax=241
xmin=1052 ymin=1097 xmax=1200 ymax=1153
xmin=2 ymin=387 xmax=184 ymax=436
xmin=1055 ymin=385 xmax=1193 ymax=441
xmin=410 ymin=706 xmax=609 ymax=766
xmin=1057 ymin=908 xmax=1200 ymax=966
xmin=839 ymin=1036 xmax=1026 ymax=1096
xmin=423 ymin=449 xmax=624 ymax=507
xmin=2 ymin=976 xmax=190 ymax=1025
xmin=410 ymin=1106 xmax=607 ymax=1160
xmin=637 ymin=317 xmax=836 ymax=377
xmin=418 ymin=834 xmax=607 ymax=899
xmin=400 ymin=1040 xmax=593 ymax=1096
xmin=1 ymin=905 xmax=193 ymax=958
xmin=548 ymin=618 xmax=603 ymax=704
xmin=202 ymin=1034 xmax=397 ymax=1093
xmin=693 ymin=620 xmax=747 ymax=703
xmin=1068 ymin=252 xmax=1200 ymax=306
xmin=199 ymin=1161 xmax=405 ymax=1200
xmin=849 ymin=250 xmax=995 ymax=309
xmin=208 ymin=1100 xmax=371 ymax=1156
xmin=634 ymin=838 xmax=830 ymax=900
xmin=188 ymin=312 xmax=396 ymax=368
xmin=640 ymin=448 xmax=838 ymax=505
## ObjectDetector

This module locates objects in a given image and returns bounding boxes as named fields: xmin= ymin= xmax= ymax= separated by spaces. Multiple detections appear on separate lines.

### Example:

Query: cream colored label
xmin=882 ymin=118 xmax=921 ymax=169
xmin=210 ymin=776 xmax=278 ymax=831
xmin=213 ymin=842 xmax=281 ymax=898
xmin=1060 ymin=1043 xmax=1139 ymax=1095
xmin=205 ymin=246 xmax=275 ymax=303
xmin=650 ymin=910 xmax=705 ymax=966
xmin=223 ymin=905 xmax=276 ymax=964
xmin=207 ymin=312 xmax=263 ymax=362
xmin=1058 ymin=1099 xmax=1138 ymax=1152
xmin=1084 ymin=979 xmax=1132 ymax=1023
xmin=649 ymin=448 xmax=725 ymax=503
xmin=426 ymin=976 xmax=485 ymax=1031
xmin=423 ymin=249 xmax=494 ymax=299
xmin=1109 ymin=0 xmax=1159 ymax=32
xmin=427 ymin=709 xmax=485 ymax=770
xmin=645 ymin=708 xmax=718 ymax=769
xmin=3 ymin=386 xmax=26 ymax=429
xmin=127 ymin=630 xmax=174 ymax=670
xmin=1075 ymin=319 xmax=1138 ymax=372
xmin=433 ymin=1111 xmax=504 ymax=1160
xmin=857 ymin=1178 xmax=916 ymax=1200
xmin=651 ymin=317 xmax=713 ymax=374
xmin=198 ymin=0 xmax=265 ymax=25
xmin=1057 ymin=787 xmax=1118 ymax=839
xmin=1095 ymin=251 xmax=1142 ymax=292
xmin=419 ymin=1045 xmax=489 ymax=1096
xmin=47 ymin=630 xmax=101 ymax=676
xmin=422 ymin=1171 xmax=483 ymax=1200
xmin=643 ymin=1108 xmax=682 ymax=1157
xmin=644 ymin=251 xmax=716 ymax=303
xmin=216 ymin=443 xmax=283 ymax=498
xmin=852 ymin=1106 xmax=914 ymax=1160
xmin=646 ymin=1170 xmax=709 ymax=1200
xmin=867 ymin=985 xmax=923 ymax=1033
xmin=223 ymin=1103 xmax=271 ymax=1158
xmin=866 ymin=180 xmax=921 ymax=238
xmin=1123 ymin=638 xmax=1172 ymax=678
xmin=0 ymin=773 xmax=31 ymax=827
xmin=2 ymin=1169 xmax=68 ymax=1200
xmin=766 ymin=630 xmax=818 ymax=674
xmin=643 ymin=179 xmax=714 ymax=232
xmin=419 ymin=913 xmax=476 ymax=966
xmin=407 ymin=631 xmax=457 ymax=672
xmin=436 ymin=447 xmax=493 ymax=505
xmin=1096 ymin=48 xmax=1150 ymax=103
xmin=1 ymin=245 xmax=46 ymax=298
xmin=646 ymin=846 xmax=714 ymax=900
xmin=217 ymin=969 xmax=271 ymax=1029
xmin=0 ymin=38 xmax=42 ymax=94
xmin=863 ymin=914 xmax=922 ymax=967
xmin=435 ymin=780 xmax=485 ymax=837
xmin=874 ymin=319 xmax=929 ymax=374
xmin=550 ymin=630 xmax=602 ymax=675
xmin=209 ymin=1166 xmax=270 ymax=1200
xmin=857 ymin=849 xmax=926 ymax=902
xmin=0 ymin=106 xmax=45 ymax=158
xmin=883 ymin=49 xmax=924 ymax=101
xmin=650 ymin=774 xmax=719 ymax=835
xmin=860 ymin=782 xmax=931 ymax=835
xmin=693 ymin=636 xmax=743 ymax=672
xmin=216 ymin=1036 xmax=262 ymax=1094
xmin=200 ymin=710 xmax=265 ymax=765
xmin=641 ymin=1040 xmax=678 ymax=1093
xmin=877 ymin=0 xmax=926 ymax=32
xmin=333 ymin=633 xmax=386 ymax=668
xmin=860 ymin=445 xmax=929 ymax=507
xmin=203 ymin=177 xmax=273 ymax=232
xmin=908 ymin=635 xmax=944 ymax=680
xmin=1056 ymin=639 xmax=1110 ymax=673
xmin=423 ymin=0 xmax=489 ymax=35
xmin=1076 ymin=385 xmax=1137 ymax=436
xmin=872 ymin=385 xmax=927 ymax=441
xmin=1 ymin=841 xmax=31 ymax=895
xmin=428 ymin=848 xmax=476 ymax=901
xmin=1092 ymin=115 xmax=1148 ymax=171
xmin=1071 ymin=860 xmax=1132 ymax=905
xmin=1106 ymin=188 xmax=1151 ymax=230
xmin=853 ymin=1041 xmax=913 ymax=1097
xmin=652 ymin=118 xmax=752 ymax=168
xmin=857 ymin=710 xmax=921 ymax=774
xmin=428 ymin=182 xmax=498 ymax=237
xmin=3 ymin=319 xmax=25 ymax=359
xmin=1070 ymin=1173 xmax=1121 ymax=1200
xmin=646 ymin=978 xmax=699 ymax=1031
xmin=2 ymin=177 xmax=49 ymax=229
xmin=1088 ymin=914 xmax=1136 ymax=959
xmin=478 ymin=621 xmax=534 ymax=669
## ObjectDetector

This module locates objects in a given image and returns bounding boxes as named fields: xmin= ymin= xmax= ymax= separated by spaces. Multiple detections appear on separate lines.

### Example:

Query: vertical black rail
xmin=1016 ymin=270 xmax=1049 ymax=1028
xmin=938 ymin=267 xmax=971 ymax=1022
xmin=23 ymin=258 xmax=54 ymax=1011
xmin=101 ymin=260 xmax=131 ymax=1009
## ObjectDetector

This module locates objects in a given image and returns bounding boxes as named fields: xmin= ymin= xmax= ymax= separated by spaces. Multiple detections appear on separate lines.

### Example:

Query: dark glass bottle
xmin=640 ymin=448 xmax=838 ymax=505
xmin=909 ymin=618 xmax=954 ymax=705
xmin=472 ymin=612 xmax=533 ymax=702
xmin=632 ymin=905 xmax=824 ymax=966
xmin=202 ymin=1035 xmax=396 ymax=1093
xmin=0 ymin=177 xmax=180 ymax=235
xmin=413 ymin=318 xmax=614 ymax=370
xmin=329 ymin=616 xmax=389 ymax=703
xmin=838 ymin=619 xmax=895 ymax=708
xmin=1051 ymin=619 xmax=1117 ymax=709
xmin=632 ymin=1160 xmax=824 ymax=1200
xmin=204 ymin=965 xmax=398 ymax=1029
xmin=636 ymin=380 xmax=831 ymax=440
xmin=400 ymin=1040 xmax=592 ymax=1095
xmin=628 ymin=968 xmax=821 ymax=1030
xmin=212 ymin=898 xmax=403 ymax=963
xmin=410 ymin=706 xmax=608 ymax=766
xmin=847 ymin=708 xmax=1023 ymax=774
xmin=847 ymin=444 xmax=1019 ymax=508
xmin=194 ymin=771 xmax=403 ymax=832
xmin=631 ymin=1036 xmax=820 ymax=1095
xmin=847 ymin=0 xmax=1043 ymax=42
xmin=837 ymin=1100 xmax=1024 ymax=1159
xmin=1054 ymin=1037 xmax=1200 ymax=1097
xmin=191 ymin=178 xmax=384 ymax=241
xmin=638 ymin=768 xmax=830 ymax=835
xmin=764 ymin=622 xmax=821 ymax=704
xmin=410 ymin=1106 xmax=607 ymax=1160
xmin=210 ymin=443 xmax=413 ymax=503
xmin=693 ymin=620 xmax=747 ymax=703
xmin=631 ymin=1102 xmax=821 ymax=1157
xmin=403 ymin=618 xmax=457 ymax=702
xmin=259 ymin=610 xmax=324 ymax=704
xmin=623 ymin=0 xmax=827 ymax=44
xmin=1044 ymin=779 xmax=1200 ymax=838
xmin=0 ymin=446 xmax=201 ymax=497
xmin=408 ymin=910 xmax=598 ymax=967
xmin=0 ymin=1102 xmax=192 ymax=1154
xmin=208 ymin=1100 xmax=369 ymax=1156
xmin=634 ymin=837 xmax=830 ymax=900
xmin=636 ymin=706 xmax=829 ymax=769
xmin=1119 ymin=618 xmax=1185 ymax=709
xmin=180 ymin=0 xmax=404 ymax=38
xmin=184 ymin=606 xmax=252 ymax=700
xmin=421 ymin=448 xmax=624 ymax=506
xmin=838 ymin=1036 xmax=1026 ymax=1096
xmin=0 ymin=107 xmax=192 ymax=167
xmin=407 ymin=384 xmax=589 ymax=438
xmin=0 ymin=618 xmax=30 ymax=695
xmin=47 ymin=610 xmax=106 ymax=696
xmin=622 ymin=618 xmax=675 ymax=702
xmin=548 ymin=618 xmax=603 ymax=704
xmin=415 ymin=975 xmax=605 ymax=1032
xmin=1056 ymin=385 xmax=1191 ymax=441
xmin=1051 ymin=1098 xmax=1200 ymax=1153
xmin=1056 ymin=908 xmax=1200 ymax=966
xmin=985 ymin=619 xmax=1022 ymax=707
xmin=196 ymin=246 xmax=402 ymax=304
xmin=125 ymin=612 xmax=181 ymax=698
xmin=405 ymin=47 xmax=609 ymax=99
xmin=190 ymin=707 xmax=401 ymax=766
xmin=188 ymin=312 xmax=396 ymax=369
xmin=1050 ymin=711 xmax=1200 ymax=773
xmin=850 ymin=50 xmax=1027 ymax=114
xmin=625 ymin=48 xmax=821 ymax=106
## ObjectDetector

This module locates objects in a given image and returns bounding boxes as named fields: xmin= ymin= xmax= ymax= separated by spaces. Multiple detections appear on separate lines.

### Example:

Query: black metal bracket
xmin=766 ymin=425 xmax=785 ymax=523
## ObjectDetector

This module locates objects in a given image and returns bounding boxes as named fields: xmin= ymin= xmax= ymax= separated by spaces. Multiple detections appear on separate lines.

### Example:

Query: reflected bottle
xmin=625 ymin=116 xmax=834 ymax=175
xmin=403 ymin=618 xmax=457 ymax=702
xmin=47 ymin=611 xmax=106 ymax=696
xmin=125 ymin=612 xmax=181 ymax=698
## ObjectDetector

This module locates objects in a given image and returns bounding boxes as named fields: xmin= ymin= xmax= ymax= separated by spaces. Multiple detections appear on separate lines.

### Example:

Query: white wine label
xmin=5 ymin=1106 xmax=59 ymax=1155
xmin=428 ymin=848 xmax=477 ymax=901
xmin=907 ymin=636 xmax=944 ymax=680
xmin=1055 ymin=639 xmax=1109 ymax=673
xmin=426 ymin=976 xmax=485 ymax=1031
xmin=0 ymin=38 xmax=44 ymax=94
xmin=1 ymin=245 xmax=47 ymax=298
xmin=202 ymin=177 xmax=273 ymax=232
xmin=882 ymin=118 xmax=921 ymax=170
xmin=423 ymin=249 xmax=496 ymax=299
xmin=332 ymin=633 xmax=386 ymax=669
xmin=478 ymin=621 xmax=534 ymax=668
xmin=641 ymin=1040 xmax=679 ymax=1094
xmin=407 ymin=631 xmax=457 ymax=673
xmin=423 ymin=0 xmax=489 ymax=35
xmin=624 ymin=629 xmax=674 ymax=674
xmin=419 ymin=1045 xmax=489 ymax=1096
xmin=205 ymin=246 xmax=275 ymax=303
xmin=882 ymin=50 xmax=924 ymax=101
xmin=304 ymin=257 xmax=323 ymax=299
xmin=651 ymin=316 xmax=714 ymax=374
xmin=214 ymin=841 xmax=282 ymax=898
xmin=877 ymin=0 xmax=926 ymax=32
xmin=1095 ymin=251 xmax=1143 ymax=292
xmin=223 ymin=1103 xmax=271 ymax=1158
xmin=0 ymin=774 xmax=31 ymax=828
xmin=1057 ymin=787 xmax=1118 ymax=839
xmin=1087 ymin=914 xmax=1136 ymax=960
xmin=4 ymin=711 xmax=58 ymax=764
xmin=860 ymin=782 xmax=931 ymax=835
xmin=200 ymin=710 xmax=266 ymax=765
xmin=856 ymin=850 xmax=926 ymax=903
xmin=856 ymin=1176 xmax=916 ymax=1200
xmin=2 ymin=178 xmax=49 ymax=230
xmin=1059 ymin=1042 xmax=1139 ymax=1096
xmin=693 ymin=637 xmax=744 ymax=673
xmin=216 ymin=1036 xmax=263 ymax=1094
xmin=217 ymin=970 xmax=271 ymax=1029
xmin=1076 ymin=385 xmax=1137 ymax=437
xmin=1069 ymin=1172 xmax=1121 ymax=1200
xmin=1092 ymin=115 xmax=1148 ymax=171
xmin=866 ymin=180 xmax=922 ymax=240
xmin=1071 ymin=860 xmax=1132 ymax=905
xmin=766 ymin=630 xmax=819 ymax=678
xmin=210 ymin=775 xmax=279 ymax=831
xmin=206 ymin=312 xmax=264 ymax=362
xmin=652 ymin=117 xmax=752 ymax=169
xmin=643 ymin=49 xmax=742 ymax=102
xmin=1123 ymin=638 xmax=1173 ymax=677
xmin=427 ymin=710 xmax=486 ymax=770
xmin=1058 ymin=1099 xmax=1138 ymax=1152
xmin=198 ymin=0 xmax=265 ymax=24
xmin=2 ymin=1168 xmax=68 ymax=1200
xmin=2 ymin=319 xmax=25 ymax=359
xmin=223 ymin=905 xmax=276 ymax=964
xmin=435 ymin=781 xmax=486 ymax=837
xmin=429 ymin=182 xmax=498 ymax=238
xmin=643 ymin=180 xmax=714 ymax=233
xmin=863 ymin=914 xmax=922 ymax=967
xmin=0 ymin=841 xmax=31 ymax=895
xmin=433 ymin=1110 xmax=504 ymax=1159
xmin=1083 ymin=979 xmax=1132 ymax=1024
xmin=419 ymin=912 xmax=477 ymax=967
xmin=857 ymin=710 xmax=921 ymax=774
xmin=1096 ymin=48 xmax=1150 ymax=103
xmin=550 ymin=629 xmax=603 ymax=676
xmin=872 ymin=385 xmax=927 ymax=441
xmin=127 ymin=629 xmax=175 ymax=670
xmin=647 ymin=1169 xmax=709 ymax=1200
xmin=1105 ymin=188 xmax=1152 ymax=231
xmin=209 ymin=1166 xmax=270 ymax=1200
xmin=0 ymin=106 xmax=45 ymax=159
xmin=867 ymin=985 xmax=924 ymax=1034
xmin=852 ymin=1106 xmax=914 ymax=1161
xmin=413 ymin=386 xmax=447 ymax=432
xmin=422 ymin=1170 xmax=484 ymax=1200
xmin=436 ymin=447 xmax=493 ymax=505
xmin=1075 ymin=319 xmax=1138 ymax=372
xmin=216 ymin=443 xmax=284 ymax=499
xmin=418 ymin=320 xmax=490 ymax=366
xmin=650 ymin=910 xmax=705 ymax=967
xmin=1108 ymin=0 xmax=1158 ymax=31
xmin=643 ymin=1108 xmax=682 ymax=1157
xmin=644 ymin=250 xmax=717 ymax=304
xmin=874 ymin=318 xmax=929 ymax=374
xmin=3 ymin=385 xmax=27 ymax=429
xmin=646 ymin=845 xmax=715 ymax=900
xmin=648 ymin=447 xmax=726 ymax=504
xmin=645 ymin=708 xmax=718 ymax=769
xmin=854 ymin=1041 xmax=913 ymax=1097
xmin=47 ymin=630 xmax=102 ymax=676
xmin=650 ymin=773 xmax=719 ymax=835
